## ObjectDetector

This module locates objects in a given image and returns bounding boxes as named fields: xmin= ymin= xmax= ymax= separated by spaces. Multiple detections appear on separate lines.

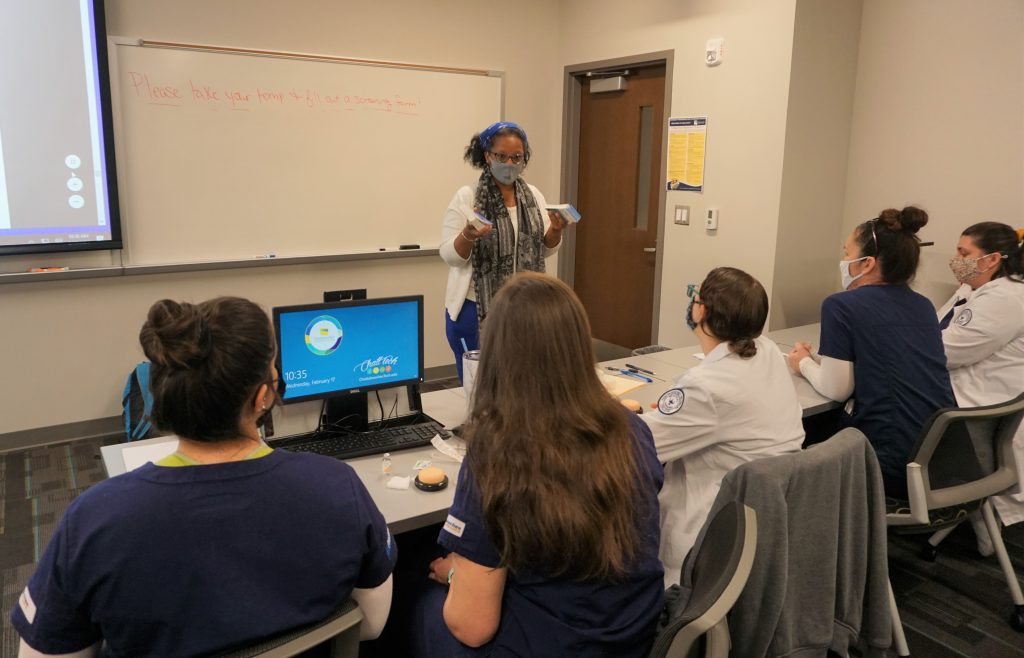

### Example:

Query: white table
xmin=637 ymin=323 xmax=836 ymax=417
xmin=101 ymin=324 xmax=837 ymax=534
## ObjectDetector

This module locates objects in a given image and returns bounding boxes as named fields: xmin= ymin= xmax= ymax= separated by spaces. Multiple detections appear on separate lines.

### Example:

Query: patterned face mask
xmin=948 ymin=253 xmax=997 ymax=283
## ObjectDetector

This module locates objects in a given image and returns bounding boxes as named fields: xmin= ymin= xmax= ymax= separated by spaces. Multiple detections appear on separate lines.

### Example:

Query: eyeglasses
xmin=488 ymin=151 xmax=526 ymax=165
xmin=867 ymin=219 xmax=878 ymax=255
xmin=686 ymin=283 xmax=699 ymax=298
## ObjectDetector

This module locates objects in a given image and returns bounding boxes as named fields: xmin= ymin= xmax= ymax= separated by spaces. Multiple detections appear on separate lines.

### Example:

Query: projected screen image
xmin=275 ymin=297 xmax=423 ymax=403
xmin=0 ymin=0 xmax=120 ymax=254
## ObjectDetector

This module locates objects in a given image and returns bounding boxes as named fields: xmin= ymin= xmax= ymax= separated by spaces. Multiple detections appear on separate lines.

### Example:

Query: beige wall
xmin=770 ymin=0 xmax=862 ymax=329
xmin=558 ymin=0 xmax=798 ymax=348
xmin=843 ymin=0 xmax=1024 ymax=305
xmin=0 ymin=0 xmax=561 ymax=435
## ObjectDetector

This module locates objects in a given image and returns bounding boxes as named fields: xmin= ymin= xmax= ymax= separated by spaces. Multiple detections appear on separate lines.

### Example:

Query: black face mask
xmin=685 ymin=298 xmax=698 ymax=331
xmin=254 ymin=377 xmax=281 ymax=430
xmin=255 ymin=400 xmax=275 ymax=430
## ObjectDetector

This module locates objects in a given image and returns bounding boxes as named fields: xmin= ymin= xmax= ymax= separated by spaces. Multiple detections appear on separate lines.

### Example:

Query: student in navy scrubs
xmin=420 ymin=272 xmax=664 ymax=657
xmin=12 ymin=297 xmax=396 ymax=657
xmin=788 ymin=207 xmax=955 ymax=497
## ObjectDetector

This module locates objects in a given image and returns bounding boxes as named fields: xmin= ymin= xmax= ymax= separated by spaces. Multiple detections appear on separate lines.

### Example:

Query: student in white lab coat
xmin=938 ymin=222 xmax=1024 ymax=544
xmin=638 ymin=267 xmax=805 ymax=586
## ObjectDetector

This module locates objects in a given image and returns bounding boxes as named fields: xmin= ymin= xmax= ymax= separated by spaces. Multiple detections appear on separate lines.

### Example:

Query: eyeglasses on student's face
xmin=488 ymin=151 xmax=526 ymax=165
xmin=686 ymin=283 xmax=699 ymax=299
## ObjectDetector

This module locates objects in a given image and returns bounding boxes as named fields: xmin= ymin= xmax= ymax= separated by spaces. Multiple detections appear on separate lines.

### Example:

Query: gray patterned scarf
xmin=471 ymin=171 xmax=546 ymax=324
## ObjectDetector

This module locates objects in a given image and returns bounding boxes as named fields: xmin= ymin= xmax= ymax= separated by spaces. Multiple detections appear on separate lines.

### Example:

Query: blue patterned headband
xmin=479 ymin=121 xmax=528 ymax=150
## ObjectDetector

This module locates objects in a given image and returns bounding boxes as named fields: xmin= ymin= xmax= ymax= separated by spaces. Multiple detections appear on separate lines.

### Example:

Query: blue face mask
xmin=685 ymin=298 xmax=698 ymax=331
xmin=490 ymin=161 xmax=525 ymax=186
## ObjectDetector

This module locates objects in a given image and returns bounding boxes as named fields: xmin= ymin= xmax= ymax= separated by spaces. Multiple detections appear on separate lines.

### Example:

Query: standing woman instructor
xmin=440 ymin=122 xmax=569 ymax=380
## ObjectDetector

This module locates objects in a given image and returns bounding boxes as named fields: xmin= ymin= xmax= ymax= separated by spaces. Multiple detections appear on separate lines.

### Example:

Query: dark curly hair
xmin=139 ymin=297 xmax=275 ymax=442
xmin=853 ymin=206 xmax=928 ymax=285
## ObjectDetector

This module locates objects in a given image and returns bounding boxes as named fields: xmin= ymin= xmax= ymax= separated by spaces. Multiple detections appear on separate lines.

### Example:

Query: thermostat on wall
xmin=706 ymin=38 xmax=724 ymax=66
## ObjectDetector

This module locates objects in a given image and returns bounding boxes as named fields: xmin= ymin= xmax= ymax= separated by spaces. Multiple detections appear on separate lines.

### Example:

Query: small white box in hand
xmin=546 ymin=204 xmax=582 ymax=224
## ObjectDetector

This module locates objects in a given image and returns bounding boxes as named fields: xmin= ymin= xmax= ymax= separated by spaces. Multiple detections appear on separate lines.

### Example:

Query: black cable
xmin=374 ymin=390 xmax=385 ymax=427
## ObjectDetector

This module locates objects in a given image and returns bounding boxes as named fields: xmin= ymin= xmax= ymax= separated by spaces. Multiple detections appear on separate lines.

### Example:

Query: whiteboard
xmin=109 ymin=41 xmax=502 ymax=264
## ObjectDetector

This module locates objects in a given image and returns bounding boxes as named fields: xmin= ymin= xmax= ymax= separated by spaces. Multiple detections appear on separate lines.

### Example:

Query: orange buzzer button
xmin=415 ymin=466 xmax=449 ymax=492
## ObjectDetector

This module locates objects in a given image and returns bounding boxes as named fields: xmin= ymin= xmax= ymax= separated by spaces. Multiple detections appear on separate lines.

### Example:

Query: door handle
xmin=643 ymin=247 xmax=656 ymax=253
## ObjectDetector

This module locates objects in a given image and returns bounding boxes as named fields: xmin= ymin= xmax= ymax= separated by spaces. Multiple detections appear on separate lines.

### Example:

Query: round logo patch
xmin=954 ymin=308 xmax=973 ymax=327
xmin=658 ymin=388 xmax=686 ymax=415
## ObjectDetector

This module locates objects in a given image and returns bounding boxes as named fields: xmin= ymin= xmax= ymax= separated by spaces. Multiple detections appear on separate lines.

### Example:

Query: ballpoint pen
xmin=624 ymin=362 xmax=656 ymax=376
xmin=604 ymin=367 xmax=652 ymax=383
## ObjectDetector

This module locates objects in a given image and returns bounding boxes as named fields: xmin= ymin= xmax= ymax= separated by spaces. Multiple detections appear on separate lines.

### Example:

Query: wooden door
xmin=574 ymin=65 xmax=665 ymax=349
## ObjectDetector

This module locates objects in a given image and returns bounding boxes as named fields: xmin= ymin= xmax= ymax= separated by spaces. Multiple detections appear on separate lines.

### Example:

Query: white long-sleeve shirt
xmin=640 ymin=336 xmax=805 ymax=585
xmin=439 ymin=184 xmax=559 ymax=321
xmin=939 ymin=276 xmax=1024 ymax=524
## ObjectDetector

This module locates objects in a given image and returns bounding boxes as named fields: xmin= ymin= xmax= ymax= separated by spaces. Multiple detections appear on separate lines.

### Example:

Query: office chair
xmin=216 ymin=600 xmax=364 ymax=658
xmin=649 ymin=501 xmax=757 ymax=658
xmin=701 ymin=429 xmax=894 ymax=657
xmin=886 ymin=392 xmax=1024 ymax=632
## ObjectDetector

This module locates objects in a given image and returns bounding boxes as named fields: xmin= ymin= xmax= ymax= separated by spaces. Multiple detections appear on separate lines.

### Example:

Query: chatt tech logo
xmin=304 ymin=315 xmax=343 ymax=356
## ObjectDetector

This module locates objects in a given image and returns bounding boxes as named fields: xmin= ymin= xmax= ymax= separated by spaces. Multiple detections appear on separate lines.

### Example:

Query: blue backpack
xmin=122 ymin=362 xmax=156 ymax=441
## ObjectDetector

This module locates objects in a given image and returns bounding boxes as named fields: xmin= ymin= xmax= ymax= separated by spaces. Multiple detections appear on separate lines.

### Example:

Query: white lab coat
xmin=641 ymin=336 xmax=805 ymax=586
xmin=939 ymin=276 xmax=1024 ymax=524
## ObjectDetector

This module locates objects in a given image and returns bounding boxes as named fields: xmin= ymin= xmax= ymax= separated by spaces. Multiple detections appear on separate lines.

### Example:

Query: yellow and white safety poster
xmin=666 ymin=117 xmax=707 ymax=192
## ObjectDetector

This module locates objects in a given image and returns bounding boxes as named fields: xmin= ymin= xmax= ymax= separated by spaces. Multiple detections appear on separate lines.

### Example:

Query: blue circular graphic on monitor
xmin=304 ymin=315 xmax=343 ymax=355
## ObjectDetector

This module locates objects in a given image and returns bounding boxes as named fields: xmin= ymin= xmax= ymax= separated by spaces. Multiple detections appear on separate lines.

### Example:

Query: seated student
xmin=939 ymin=222 xmax=1024 ymax=548
xmin=12 ymin=297 xmax=395 ymax=657
xmin=419 ymin=272 xmax=664 ymax=657
xmin=788 ymin=207 xmax=956 ymax=498
xmin=639 ymin=267 xmax=804 ymax=586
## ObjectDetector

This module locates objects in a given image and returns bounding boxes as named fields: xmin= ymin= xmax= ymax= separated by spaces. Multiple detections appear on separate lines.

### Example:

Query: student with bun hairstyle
xmin=937 ymin=222 xmax=1024 ymax=538
xmin=789 ymin=207 xmax=955 ymax=497
xmin=12 ymin=297 xmax=396 ymax=658
xmin=421 ymin=272 xmax=664 ymax=657
xmin=639 ymin=267 xmax=804 ymax=586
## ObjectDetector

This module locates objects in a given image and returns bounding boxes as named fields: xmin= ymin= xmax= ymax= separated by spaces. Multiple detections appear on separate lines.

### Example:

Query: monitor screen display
xmin=274 ymin=296 xmax=423 ymax=404
xmin=0 ymin=0 xmax=122 ymax=255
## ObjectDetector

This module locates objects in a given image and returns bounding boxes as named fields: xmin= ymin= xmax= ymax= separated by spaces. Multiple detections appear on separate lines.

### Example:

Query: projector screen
xmin=0 ymin=0 xmax=120 ymax=256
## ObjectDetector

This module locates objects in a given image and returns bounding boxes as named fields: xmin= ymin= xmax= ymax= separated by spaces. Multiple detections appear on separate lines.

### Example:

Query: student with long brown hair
xmin=420 ymin=272 xmax=664 ymax=657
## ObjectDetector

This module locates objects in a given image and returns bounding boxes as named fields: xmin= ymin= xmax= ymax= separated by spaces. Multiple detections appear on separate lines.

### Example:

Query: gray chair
xmin=649 ymin=501 xmax=757 ymax=658
xmin=632 ymin=344 xmax=671 ymax=356
xmin=216 ymin=601 xmax=363 ymax=658
xmin=886 ymin=392 xmax=1024 ymax=633
xmin=700 ymin=429 xmax=894 ymax=657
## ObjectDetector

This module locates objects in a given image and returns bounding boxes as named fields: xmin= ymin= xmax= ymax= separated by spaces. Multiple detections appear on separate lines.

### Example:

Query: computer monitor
xmin=273 ymin=295 xmax=424 ymax=431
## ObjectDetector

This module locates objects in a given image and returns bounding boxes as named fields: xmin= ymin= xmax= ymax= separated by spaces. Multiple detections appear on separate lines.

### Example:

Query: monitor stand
xmin=322 ymin=383 xmax=426 ymax=434
xmin=324 ymin=391 xmax=370 ymax=433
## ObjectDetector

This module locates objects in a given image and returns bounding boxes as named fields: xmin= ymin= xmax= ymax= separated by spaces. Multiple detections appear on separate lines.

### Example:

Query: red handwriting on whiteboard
xmin=127 ymin=71 xmax=422 ymax=117
xmin=129 ymin=72 xmax=182 ymax=102
xmin=189 ymin=80 xmax=221 ymax=102
xmin=257 ymin=88 xmax=284 ymax=104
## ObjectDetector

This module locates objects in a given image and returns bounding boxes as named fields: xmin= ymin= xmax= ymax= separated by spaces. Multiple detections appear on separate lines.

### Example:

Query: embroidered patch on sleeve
xmin=954 ymin=309 xmax=973 ymax=326
xmin=658 ymin=388 xmax=686 ymax=415
xmin=19 ymin=587 xmax=36 ymax=624
xmin=443 ymin=514 xmax=466 ymax=538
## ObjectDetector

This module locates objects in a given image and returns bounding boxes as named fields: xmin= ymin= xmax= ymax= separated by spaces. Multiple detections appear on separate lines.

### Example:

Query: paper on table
xmin=122 ymin=439 xmax=178 ymax=472
xmin=596 ymin=368 xmax=646 ymax=397
xmin=431 ymin=434 xmax=466 ymax=463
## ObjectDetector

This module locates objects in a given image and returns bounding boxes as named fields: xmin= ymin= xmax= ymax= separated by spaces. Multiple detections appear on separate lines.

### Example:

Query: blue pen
xmin=604 ymin=367 xmax=652 ymax=383
xmin=460 ymin=338 xmax=469 ymax=352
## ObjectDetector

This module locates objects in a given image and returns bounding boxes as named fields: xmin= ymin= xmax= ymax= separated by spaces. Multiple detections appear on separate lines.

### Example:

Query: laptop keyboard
xmin=274 ymin=419 xmax=451 ymax=460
